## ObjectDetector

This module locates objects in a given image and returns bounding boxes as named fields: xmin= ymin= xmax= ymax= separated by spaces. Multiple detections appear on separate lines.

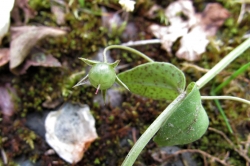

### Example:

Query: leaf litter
xmin=9 ymin=26 xmax=66 ymax=74
xmin=149 ymin=0 xmax=229 ymax=61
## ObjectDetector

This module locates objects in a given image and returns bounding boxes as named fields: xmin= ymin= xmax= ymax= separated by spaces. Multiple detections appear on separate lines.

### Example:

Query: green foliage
xmin=154 ymin=82 xmax=209 ymax=146
xmin=118 ymin=62 xmax=186 ymax=100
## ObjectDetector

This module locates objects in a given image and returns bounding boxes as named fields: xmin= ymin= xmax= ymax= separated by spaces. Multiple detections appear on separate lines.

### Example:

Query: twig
xmin=209 ymin=127 xmax=250 ymax=164
xmin=181 ymin=63 xmax=250 ymax=84
xmin=164 ymin=149 xmax=229 ymax=166
xmin=1 ymin=148 xmax=8 ymax=165
xmin=132 ymin=128 xmax=137 ymax=143
xmin=181 ymin=62 xmax=209 ymax=73
xmin=237 ymin=3 xmax=246 ymax=24
xmin=121 ymin=39 xmax=161 ymax=47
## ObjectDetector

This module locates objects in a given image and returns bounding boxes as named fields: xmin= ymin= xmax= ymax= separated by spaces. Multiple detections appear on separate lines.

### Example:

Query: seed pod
xmin=88 ymin=63 xmax=116 ymax=90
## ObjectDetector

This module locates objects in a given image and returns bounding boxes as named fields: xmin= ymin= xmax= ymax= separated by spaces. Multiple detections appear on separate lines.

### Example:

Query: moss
xmin=3 ymin=0 xmax=250 ymax=165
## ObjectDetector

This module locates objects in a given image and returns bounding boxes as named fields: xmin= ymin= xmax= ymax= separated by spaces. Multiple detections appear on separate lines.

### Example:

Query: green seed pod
xmin=88 ymin=63 xmax=116 ymax=90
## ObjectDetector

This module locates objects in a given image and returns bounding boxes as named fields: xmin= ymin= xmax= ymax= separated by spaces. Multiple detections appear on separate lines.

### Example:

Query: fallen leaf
xmin=11 ymin=0 xmax=36 ymax=25
xmin=51 ymin=0 xmax=67 ymax=25
xmin=101 ymin=7 xmax=123 ymax=33
xmin=0 ymin=48 xmax=10 ymax=66
xmin=149 ymin=1 xmax=229 ymax=61
xmin=176 ymin=3 xmax=229 ymax=61
xmin=15 ymin=51 xmax=62 ymax=75
xmin=9 ymin=26 xmax=66 ymax=73
xmin=149 ymin=0 xmax=196 ymax=55
xmin=0 ymin=84 xmax=17 ymax=117
xmin=176 ymin=26 xmax=210 ymax=61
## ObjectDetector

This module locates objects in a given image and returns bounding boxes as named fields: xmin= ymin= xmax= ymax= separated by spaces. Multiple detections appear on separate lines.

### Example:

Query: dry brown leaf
xmin=0 ymin=48 xmax=10 ymax=66
xmin=176 ymin=3 xmax=229 ymax=61
xmin=11 ymin=0 xmax=36 ymax=25
xmin=149 ymin=0 xmax=196 ymax=55
xmin=51 ymin=0 xmax=68 ymax=25
xmin=9 ymin=26 xmax=66 ymax=73
xmin=15 ymin=51 xmax=62 ymax=75
xmin=101 ymin=7 xmax=123 ymax=33
xmin=149 ymin=1 xmax=229 ymax=61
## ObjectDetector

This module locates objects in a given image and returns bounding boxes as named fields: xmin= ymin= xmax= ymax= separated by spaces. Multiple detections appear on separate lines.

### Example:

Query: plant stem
xmin=210 ymin=90 xmax=233 ymax=133
xmin=103 ymin=45 xmax=154 ymax=63
xmin=122 ymin=92 xmax=186 ymax=166
xmin=116 ymin=38 xmax=250 ymax=165
xmin=201 ymin=96 xmax=250 ymax=105
xmin=214 ymin=62 xmax=250 ymax=93
xmin=196 ymin=37 xmax=250 ymax=89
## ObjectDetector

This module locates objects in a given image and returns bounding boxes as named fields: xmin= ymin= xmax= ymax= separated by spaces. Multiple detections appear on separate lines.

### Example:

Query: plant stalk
xmin=201 ymin=96 xmax=250 ymax=105
xmin=196 ymin=37 xmax=250 ymax=89
xmin=121 ymin=92 xmax=186 ymax=166
xmin=103 ymin=45 xmax=154 ymax=63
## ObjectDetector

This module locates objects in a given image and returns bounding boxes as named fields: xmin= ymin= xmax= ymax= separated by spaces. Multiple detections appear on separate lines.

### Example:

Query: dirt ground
xmin=0 ymin=0 xmax=250 ymax=166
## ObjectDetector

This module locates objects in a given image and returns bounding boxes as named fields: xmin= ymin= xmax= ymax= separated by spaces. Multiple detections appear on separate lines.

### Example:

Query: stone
xmin=45 ymin=103 xmax=98 ymax=163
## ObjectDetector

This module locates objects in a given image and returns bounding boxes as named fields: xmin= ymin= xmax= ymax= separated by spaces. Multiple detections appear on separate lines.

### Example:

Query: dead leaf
xmin=14 ymin=51 xmax=62 ymax=75
xmin=0 ymin=49 xmax=10 ymax=66
xmin=200 ymin=3 xmax=230 ymax=35
xmin=149 ymin=1 xmax=229 ymax=61
xmin=9 ymin=26 xmax=66 ymax=73
xmin=149 ymin=0 xmax=196 ymax=55
xmin=11 ymin=0 xmax=36 ymax=25
xmin=176 ymin=26 xmax=210 ymax=61
xmin=101 ymin=7 xmax=123 ymax=33
xmin=176 ymin=3 xmax=229 ymax=61
xmin=0 ymin=84 xmax=17 ymax=117
xmin=51 ymin=0 xmax=68 ymax=25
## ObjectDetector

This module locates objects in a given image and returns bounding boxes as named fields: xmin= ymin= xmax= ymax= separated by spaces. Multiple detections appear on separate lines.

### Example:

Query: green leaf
xmin=109 ymin=60 xmax=120 ymax=68
xmin=154 ymin=82 xmax=209 ymax=146
xmin=118 ymin=62 xmax=186 ymax=100
xmin=79 ymin=58 xmax=100 ymax=66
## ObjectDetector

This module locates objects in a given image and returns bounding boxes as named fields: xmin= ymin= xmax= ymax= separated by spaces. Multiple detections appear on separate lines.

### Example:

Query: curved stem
xmin=103 ymin=45 xmax=154 ymax=63
xmin=201 ymin=96 xmax=250 ymax=105
xmin=121 ymin=92 xmax=186 ymax=166
xmin=196 ymin=37 xmax=250 ymax=89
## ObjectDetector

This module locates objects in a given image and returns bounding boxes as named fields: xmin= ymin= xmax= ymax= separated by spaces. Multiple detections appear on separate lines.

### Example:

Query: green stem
xmin=214 ymin=62 xmax=250 ymax=93
xmin=196 ymin=37 xmax=250 ymax=89
xmin=210 ymin=90 xmax=233 ymax=133
xmin=122 ymin=92 xmax=186 ymax=166
xmin=103 ymin=45 xmax=154 ymax=63
xmin=118 ymin=38 xmax=250 ymax=165
xmin=201 ymin=96 xmax=250 ymax=105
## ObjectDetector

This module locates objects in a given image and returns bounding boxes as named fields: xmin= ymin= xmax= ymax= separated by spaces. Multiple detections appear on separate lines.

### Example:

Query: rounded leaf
xmin=118 ymin=62 xmax=186 ymax=100
xmin=154 ymin=82 xmax=209 ymax=146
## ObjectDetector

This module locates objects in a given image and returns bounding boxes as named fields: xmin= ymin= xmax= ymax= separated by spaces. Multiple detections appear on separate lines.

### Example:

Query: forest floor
xmin=0 ymin=0 xmax=250 ymax=166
